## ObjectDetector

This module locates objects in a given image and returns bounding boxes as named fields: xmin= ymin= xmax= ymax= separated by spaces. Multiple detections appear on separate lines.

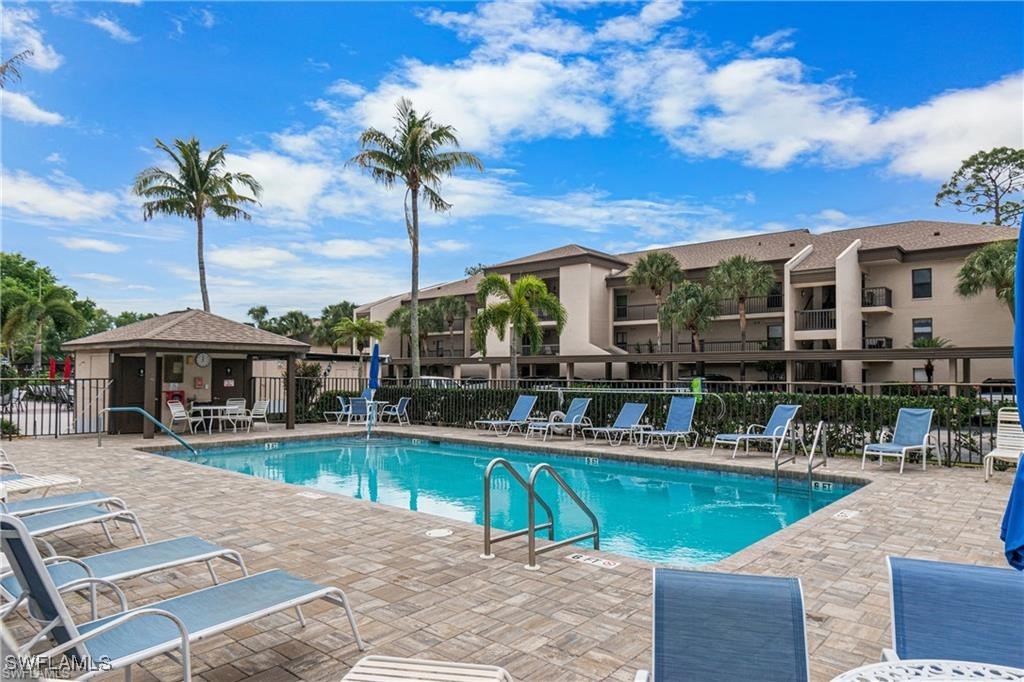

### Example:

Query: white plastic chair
xmin=247 ymin=400 xmax=270 ymax=431
xmin=984 ymin=407 xmax=1024 ymax=481
xmin=222 ymin=398 xmax=247 ymax=432
xmin=167 ymin=400 xmax=202 ymax=434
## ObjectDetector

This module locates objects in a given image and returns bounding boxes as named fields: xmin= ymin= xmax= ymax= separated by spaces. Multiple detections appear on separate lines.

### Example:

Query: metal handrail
xmin=774 ymin=421 xmax=827 ymax=493
xmin=526 ymin=463 xmax=599 ymax=571
xmin=97 ymin=407 xmax=197 ymax=457
xmin=481 ymin=458 xmax=554 ymax=559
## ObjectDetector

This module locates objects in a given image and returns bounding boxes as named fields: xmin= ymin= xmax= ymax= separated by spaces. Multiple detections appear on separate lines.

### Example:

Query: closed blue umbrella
xmin=366 ymin=343 xmax=381 ymax=439
xmin=999 ymin=217 xmax=1024 ymax=569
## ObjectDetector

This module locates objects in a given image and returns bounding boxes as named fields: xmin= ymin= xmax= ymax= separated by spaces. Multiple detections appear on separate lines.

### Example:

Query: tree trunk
xmin=692 ymin=330 xmax=705 ymax=377
xmin=196 ymin=213 xmax=210 ymax=312
xmin=654 ymin=292 xmax=662 ymax=350
xmin=32 ymin=320 xmax=43 ymax=373
xmin=738 ymin=298 xmax=747 ymax=384
xmin=409 ymin=189 xmax=421 ymax=379
xmin=509 ymin=327 xmax=519 ymax=383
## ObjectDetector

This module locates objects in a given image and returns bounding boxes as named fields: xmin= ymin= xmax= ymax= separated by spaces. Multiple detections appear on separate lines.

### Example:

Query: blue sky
xmin=3 ymin=1 xmax=1022 ymax=319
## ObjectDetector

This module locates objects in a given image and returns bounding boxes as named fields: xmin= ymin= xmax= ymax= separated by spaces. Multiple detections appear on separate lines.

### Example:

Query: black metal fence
xmin=0 ymin=378 xmax=112 ymax=438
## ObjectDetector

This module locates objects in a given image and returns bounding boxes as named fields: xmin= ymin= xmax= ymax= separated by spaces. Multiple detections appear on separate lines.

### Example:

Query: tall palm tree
xmin=709 ymin=255 xmax=775 ymax=382
xmin=910 ymin=337 xmax=952 ymax=383
xmin=349 ymin=98 xmax=483 ymax=379
xmin=333 ymin=317 xmax=387 ymax=378
xmin=956 ymin=239 xmax=1015 ymax=318
xmin=433 ymin=295 xmax=469 ymax=354
xmin=659 ymin=282 xmax=720 ymax=375
xmin=386 ymin=304 xmax=443 ymax=356
xmin=0 ymin=49 xmax=32 ymax=89
xmin=2 ymin=283 xmax=82 ymax=372
xmin=311 ymin=301 xmax=356 ymax=351
xmin=133 ymin=138 xmax=262 ymax=312
xmin=247 ymin=305 xmax=269 ymax=328
xmin=276 ymin=310 xmax=314 ymax=339
xmin=627 ymin=251 xmax=683 ymax=349
xmin=471 ymin=275 xmax=566 ymax=381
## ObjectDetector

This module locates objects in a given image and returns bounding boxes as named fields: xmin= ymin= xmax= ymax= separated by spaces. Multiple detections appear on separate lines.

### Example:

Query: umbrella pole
xmin=367 ymin=388 xmax=375 ymax=440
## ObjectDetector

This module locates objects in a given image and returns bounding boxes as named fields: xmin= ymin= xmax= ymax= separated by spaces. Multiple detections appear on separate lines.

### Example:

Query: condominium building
xmin=355 ymin=220 xmax=1017 ymax=384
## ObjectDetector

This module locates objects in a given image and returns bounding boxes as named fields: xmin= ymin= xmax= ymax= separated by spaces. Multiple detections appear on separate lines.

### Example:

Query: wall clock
xmin=194 ymin=352 xmax=212 ymax=368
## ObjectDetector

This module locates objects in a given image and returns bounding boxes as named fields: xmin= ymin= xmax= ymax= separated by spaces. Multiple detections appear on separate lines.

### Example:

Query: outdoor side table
xmin=831 ymin=659 xmax=1024 ymax=681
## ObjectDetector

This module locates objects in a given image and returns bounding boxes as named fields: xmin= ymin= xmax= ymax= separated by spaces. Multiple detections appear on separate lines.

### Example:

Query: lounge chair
xmin=167 ymin=400 xmax=202 ymax=434
xmin=324 ymin=395 xmax=351 ymax=424
xmin=343 ymin=656 xmax=512 ymax=681
xmin=474 ymin=395 xmax=538 ymax=436
xmin=1 ymin=461 xmax=81 ymax=498
xmin=583 ymin=402 xmax=648 ymax=446
xmin=643 ymin=397 xmax=698 ymax=451
xmin=2 ymin=490 xmax=127 ymax=517
xmin=16 ymin=503 xmax=148 ymax=547
xmin=1 ymin=535 xmax=248 ymax=620
xmin=347 ymin=397 xmax=369 ymax=425
xmin=0 ymin=514 xmax=364 ymax=682
xmin=381 ymin=397 xmax=411 ymax=426
xmin=861 ymin=407 xmax=934 ymax=474
xmin=526 ymin=397 xmax=592 ymax=441
xmin=886 ymin=556 xmax=1024 ymax=667
xmin=985 ymin=407 xmax=1024 ymax=481
xmin=634 ymin=567 xmax=810 ymax=682
xmin=711 ymin=404 xmax=800 ymax=459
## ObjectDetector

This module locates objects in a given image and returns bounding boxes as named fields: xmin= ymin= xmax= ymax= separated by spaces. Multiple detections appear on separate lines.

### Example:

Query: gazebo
xmin=62 ymin=309 xmax=309 ymax=436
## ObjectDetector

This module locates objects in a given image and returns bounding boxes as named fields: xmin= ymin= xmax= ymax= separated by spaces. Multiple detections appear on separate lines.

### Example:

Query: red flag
xmin=63 ymin=356 xmax=72 ymax=380
xmin=48 ymin=357 xmax=57 ymax=379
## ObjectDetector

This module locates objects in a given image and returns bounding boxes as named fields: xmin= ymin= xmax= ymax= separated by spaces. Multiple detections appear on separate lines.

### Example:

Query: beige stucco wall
xmin=72 ymin=351 xmax=110 ymax=380
xmin=835 ymin=240 xmax=863 ymax=383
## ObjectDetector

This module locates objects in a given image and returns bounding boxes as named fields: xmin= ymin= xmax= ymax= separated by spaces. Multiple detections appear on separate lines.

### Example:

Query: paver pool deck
xmin=2 ymin=423 xmax=1014 ymax=681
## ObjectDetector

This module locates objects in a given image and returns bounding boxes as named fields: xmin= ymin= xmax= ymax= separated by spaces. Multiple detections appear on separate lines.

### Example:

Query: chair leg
xmin=206 ymin=559 xmax=219 ymax=585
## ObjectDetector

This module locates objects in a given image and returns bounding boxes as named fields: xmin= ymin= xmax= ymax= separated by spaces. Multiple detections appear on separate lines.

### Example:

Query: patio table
xmin=831 ymin=659 xmax=1024 ymax=681
xmin=189 ymin=404 xmax=245 ymax=433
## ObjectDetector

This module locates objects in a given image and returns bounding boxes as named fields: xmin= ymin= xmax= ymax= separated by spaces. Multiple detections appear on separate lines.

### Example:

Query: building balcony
xmin=520 ymin=344 xmax=560 ymax=356
xmin=795 ymin=308 xmax=836 ymax=331
xmin=613 ymin=303 xmax=659 ymax=322
xmin=718 ymin=295 xmax=784 ymax=317
xmin=423 ymin=348 xmax=464 ymax=358
xmin=614 ymin=341 xmax=671 ymax=354
xmin=863 ymin=336 xmax=893 ymax=349
xmin=862 ymin=287 xmax=893 ymax=309
xmin=697 ymin=339 xmax=784 ymax=353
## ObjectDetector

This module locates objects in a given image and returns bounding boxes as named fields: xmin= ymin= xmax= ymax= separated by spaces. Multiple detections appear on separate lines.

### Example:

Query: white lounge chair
xmin=167 ymin=400 xmax=203 ymax=434
xmin=343 ymin=656 xmax=512 ymax=681
xmin=1 ymin=462 xmax=81 ymax=499
xmin=985 ymin=407 xmax=1024 ymax=481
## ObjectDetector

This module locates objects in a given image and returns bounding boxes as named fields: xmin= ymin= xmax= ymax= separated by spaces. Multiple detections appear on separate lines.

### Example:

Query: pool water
xmin=173 ymin=436 xmax=856 ymax=565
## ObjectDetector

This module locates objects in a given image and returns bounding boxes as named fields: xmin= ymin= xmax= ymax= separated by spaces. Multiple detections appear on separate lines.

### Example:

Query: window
xmin=912 ymin=318 xmax=933 ymax=341
xmin=912 ymin=268 xmax=932 ymax=298
xmin=766 ymin=324 xmax=783 ymax=350
xmin=614 ymin=293 xmax=628 ymax=320
xmin=614 ymin=331 xmax=628 ymax=349
xmin=912 ymin=368 xmax=929 ymax=383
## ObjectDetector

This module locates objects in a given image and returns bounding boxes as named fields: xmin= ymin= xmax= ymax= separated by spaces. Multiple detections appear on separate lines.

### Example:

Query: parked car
xmin=410 ymin=376 xmax=462 ymax=389
xmin=979 ymin=378 xmax=1016 ymax=403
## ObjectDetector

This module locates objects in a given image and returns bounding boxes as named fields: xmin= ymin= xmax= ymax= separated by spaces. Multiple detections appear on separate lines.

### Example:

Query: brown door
xmin=211 ymin=359 xmax=245 ymax=403
xmin=116 ymin=357 xmax=146 ymax=433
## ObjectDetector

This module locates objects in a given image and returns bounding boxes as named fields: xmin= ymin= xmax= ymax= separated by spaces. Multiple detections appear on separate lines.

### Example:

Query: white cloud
xmin=60 ymin=238 xmax=127 ymax=254
xmin=595 ymin=0 xmax=683 ymax=43
xmin=420 ymin=1 xmax=593 ymax=55
xmin=73 ymin=272 xmax=121 ymax=284
xmin=326 ymin=79 xmax=365 ymax=98
xmin=198 ymin=9 xmax=216 ymax=29
xmin=224 ymin=151 xmax=335 ymax=226
xmin=2 ymin=170 xmax=119 ymax=221
xmin=45 ymin=152 xmax=65 ymax=164
xmin=1 ymin=7 xmax=63 ymax=71
xmin=306 ymin=58 xmax=330 ymax=73
xmin=207 ymin=245 xmax=299 ymax=270
xmin=749 ymin=28 xmax=797 ymax=54
xmin=86 ymin=14 xmax=140 ymax=43
xmin=430 ymin=239 xmax=470 ymax=253
xmin=2 ymin=92 xmax=64 ymax=125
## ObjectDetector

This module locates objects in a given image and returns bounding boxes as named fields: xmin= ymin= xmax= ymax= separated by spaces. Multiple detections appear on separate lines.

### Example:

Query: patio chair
xmin=1 ymin=535 xmax=248 ymax=621
xmin=347 ymin=398 xmax=369 ymax=425
xmin=324 ymin=395 xmax=351 ymax=424
xmin=583 ymin=402 xmax=648 ymax=446
xmin=634 ymin=567 xmax=810 ymax=682
xmin=0 ymin=514 xmax=364 ymax=682
xmin=167 ymin=400 xmax=202 ymax=434
xmin=644 ymin=397 xmax=699 ymax=452
xmin=15 ymin=501 xmax=148 ymax=547
xmin=247 ymin=399 xmax=271 ymax=431
xmin=222 ymin=398 xmax=247 ymax=432
xmin=381 ymin=397 xmax=411 ymax=426
xmin=2 ymin=490 xmax=127 ymax=517
xmin=861 ymin=408 xmax=935 ymax=474
xmin=526 ymin=397 xmax=592 ymax=441
xmin=361 ymin=388 xmax=374 ymax=400
xmin=711 ymin=404 xmax=801 ymax=460
xmin=985 ymin=407 xmax=1024 ymax=481
xmin=474 ymin=395 xmax=538 ymax=436
xmin=343 ymin=656 xmax=512 ymax=681
xmin=886 ymin=556 xmax=1024 ymax=667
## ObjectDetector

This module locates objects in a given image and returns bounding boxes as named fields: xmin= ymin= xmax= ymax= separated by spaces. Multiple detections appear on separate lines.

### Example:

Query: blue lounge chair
xmin=1 ymin=536 xmax=248 ymax=620
xmin=347 ymin=397 xmax=369 ymax=425
xmin=711 ymin=404 xmax=800 ymax=459
xmin=474 ymin=395 xmax=538 ymax=436
xmin=862 ymin=408 xmax=935 ymax=474
xmin=526 ymin=397 xmax=592 ymax=441
xmin=2 ymin=490 xmax=125 ymax=517
xmin=643 ymin=397 xmax=698 ymax=452
xmin=0 ymin=514 xmax=364 ymax=682
xmin=17 ymin=503 xmax=148 ymax=547
xmin=583 ymin=402 xmax=647 ymax=446
xmin=886 ymin=556 xmax=1024 ymax=667
xmin=635 ymin=567 xmax=810 ymax=682
xmin=381 ymin=397 xmax=411 ymax=426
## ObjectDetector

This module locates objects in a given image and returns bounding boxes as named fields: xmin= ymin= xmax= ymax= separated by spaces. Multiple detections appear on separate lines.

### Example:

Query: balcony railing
xmin=697 ymin=339 xmax=784 ymax=353
xmin=862 ymin=287 xmax=893 ymax=307
xmin=614 ymin=341 xmax=672 ymax=353
xmin=521 ymin=344 xmax=560 ymax=356
xmin=613 ymin=303 xmax=659 ymax=321
xmin=863 ymin=336 xmax=893 ymax=349
xmin=795 ymin=308 xmax=836 ymax=331
xmin=423 ymin=348 xmax=464 ymax=357
xmin=718 ymin=295 xmax=784 ymax=316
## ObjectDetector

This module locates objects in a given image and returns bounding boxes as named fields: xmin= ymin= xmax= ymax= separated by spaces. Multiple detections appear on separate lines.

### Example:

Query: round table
xmin=832 ymin=660 xmax=1024 ymax=681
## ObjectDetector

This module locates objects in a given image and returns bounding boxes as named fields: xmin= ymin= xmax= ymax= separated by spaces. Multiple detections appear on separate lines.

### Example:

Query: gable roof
xmin=63 ymin=309 xmax=309 ymax=353
xmin=488 ymin=244 xmax=629 ymax=271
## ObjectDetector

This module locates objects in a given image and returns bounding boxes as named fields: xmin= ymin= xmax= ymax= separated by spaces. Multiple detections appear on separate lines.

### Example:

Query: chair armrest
xmin=58 ymin=576 xmax=128 ymax=613
xmin=0 ymin=462 xmax=17 ymax=473
xmin=881 ymin=648 xmax=898 ymax=662
xmin=746 ymin=424 xmax=765 ymax=434
xmin=42 ymin=607 xmax=191 ymax=659
xmin=43 ymin=555 xmax=95 ymax=576
xmin=633 ymin=671 xmax=651 ymax=682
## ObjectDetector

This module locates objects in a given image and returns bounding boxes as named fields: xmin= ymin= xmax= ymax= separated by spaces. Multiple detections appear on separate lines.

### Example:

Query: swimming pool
xmin=172 ymin=436 xmax=857 ymax=565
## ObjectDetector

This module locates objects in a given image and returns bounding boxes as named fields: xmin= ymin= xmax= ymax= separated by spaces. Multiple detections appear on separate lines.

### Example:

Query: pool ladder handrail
xmin=97 ymin=406 xmax=198 ymax=457
xmin=774 ymin=420 xmax=827 ymax=493
xmin=481 ymin=458 xmax=554 ymax=560
xmin=525 ymin=463 xmax=599 ymax=571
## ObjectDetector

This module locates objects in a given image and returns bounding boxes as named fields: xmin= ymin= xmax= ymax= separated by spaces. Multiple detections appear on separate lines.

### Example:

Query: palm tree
xmin=471 ymin=275 xmax=566 ymax=381
xmin=709 ymin=255 xmax=775 ymax=382
xmin=2 ymin=283 xmax=82 ymax=372
xmin=956 ymin=240 xmax=1015 ymax=318
xmin=349 ymin=98 xmax=483 ymax=379
xmin=311 ymin=301 xmax=356 ymax=352
xmin=247 ymin=305 xmax=269 ymax=328
xmin=276 ymin=310 xmax=313 ymax=339
xmin=434 ymin=295 xmax=469 ymax=353
xmin=133 ymin=138 xmax=262 ymax=312
xmin=333 ymin=317 xmax=386 ymax=378
xmin=386 ymin=304 xmax=443 ymax=356
xmin=659 ymin=281 xmax=720 ymax=375
xmin=627 ymin=251 xmax=683 ymax=349
xmin=910 ymin=337 xmax=952 ymax=383
xmin=0 ymin=49 xmax=32 ymax=89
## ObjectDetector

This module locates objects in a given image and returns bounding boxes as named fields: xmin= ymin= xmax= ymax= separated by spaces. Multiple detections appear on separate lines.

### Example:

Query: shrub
xmin=1 ymin=419 xmax=18 ymax=437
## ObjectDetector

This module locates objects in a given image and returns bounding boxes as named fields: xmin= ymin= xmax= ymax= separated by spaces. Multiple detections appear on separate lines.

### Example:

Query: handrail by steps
xmin=526 ymin=463 xmax=600 ymax=571
xmin=97 ymin=407 xmax=198 ymax=457
xmin=481 ymin=458 xmax=554 ymax=559
xmin=774 ymin=420 xmax=827 ymax=492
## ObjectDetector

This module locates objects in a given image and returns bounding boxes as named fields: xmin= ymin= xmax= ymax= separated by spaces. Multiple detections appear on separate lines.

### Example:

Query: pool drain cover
xmin=833 ymin=509 xmax=860 ymax=520
xmin=425 ymin=528 xmax=453 ymax=538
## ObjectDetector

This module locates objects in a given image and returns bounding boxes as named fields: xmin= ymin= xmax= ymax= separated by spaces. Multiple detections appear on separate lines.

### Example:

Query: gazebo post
xmin=286 ymin=353 xmax=296 ymax=430
xmin=143 ymin=350 xmax=157 ymax=439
